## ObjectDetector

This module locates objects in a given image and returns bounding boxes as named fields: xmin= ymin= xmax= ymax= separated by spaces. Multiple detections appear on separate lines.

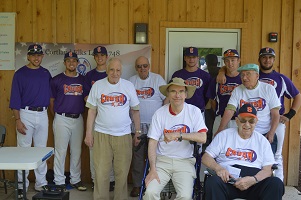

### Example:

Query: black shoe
xmin=17 ymin=189 xmax=23 ymax=199
xmin=71 ymin=181 xmax=87 ymax=191
xmin=55 ymin=184 xmax=66 ymax=192
xmin=109 ymin=181 xmax=115 ymax=191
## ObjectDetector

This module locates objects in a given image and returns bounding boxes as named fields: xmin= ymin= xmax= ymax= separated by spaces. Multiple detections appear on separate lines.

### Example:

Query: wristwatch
xmin=178 ymin=133 xmax=183 ymax=142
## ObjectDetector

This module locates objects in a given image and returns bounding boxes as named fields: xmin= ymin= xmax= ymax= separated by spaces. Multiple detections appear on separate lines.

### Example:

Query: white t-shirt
xmin=148 ymin=103 xmax=207 ymax=158
xmin=206 ymin=128 xmax=275 ymax=169
xmin=228 ymin=81 xmax=281 ymax=133
xmin=129 ymin=72 xmax=166 ymax=123
xmin=87 ymin=78 xmax=140 ymax=136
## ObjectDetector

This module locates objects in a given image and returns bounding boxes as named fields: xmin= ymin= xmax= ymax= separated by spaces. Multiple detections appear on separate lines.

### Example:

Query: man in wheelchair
xmin=202 ymin=104 xmax=284 ymax=200
xmin=143 ymin=77 xmax=207 ymax=200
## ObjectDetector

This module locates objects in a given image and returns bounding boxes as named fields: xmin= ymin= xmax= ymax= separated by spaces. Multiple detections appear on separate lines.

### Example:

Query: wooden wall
xmin=0 ymin=0 xmax=300 ymax=186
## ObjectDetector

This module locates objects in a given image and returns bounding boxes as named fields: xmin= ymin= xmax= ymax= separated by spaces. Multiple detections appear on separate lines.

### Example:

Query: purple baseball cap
xmin=64 ymin=52 xmax=79 ymax=61
xmin=185 ymin=47 xmax=198 ymax=56
xmin=92 ymin=46 xmax=108 ymax=56
xmin=27 ymin=44 xmax=43 ymax=55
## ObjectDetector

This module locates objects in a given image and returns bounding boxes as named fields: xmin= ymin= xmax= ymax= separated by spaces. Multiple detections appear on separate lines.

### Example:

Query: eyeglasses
xmin=136 ymin=64 xmax=149 ymax=69
xmin=168 ymin=90 xmax=186 ymax=95
xmin=28 ymin=49 xmax=43 ymax=53
xmin=238 ymin=118 xmax=256 ymax=124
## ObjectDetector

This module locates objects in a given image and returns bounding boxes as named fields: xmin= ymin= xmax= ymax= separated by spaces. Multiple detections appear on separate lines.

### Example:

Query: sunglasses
xmin=238 ymin=118 xmax=256 ymax=124
xmin=136 ymin=64 xmax=149 ymax=69
xmin=28 ymin=49 xmax=43 ymax=53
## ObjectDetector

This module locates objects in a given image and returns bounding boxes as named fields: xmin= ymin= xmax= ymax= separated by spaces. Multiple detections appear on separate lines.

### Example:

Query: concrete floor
xmin=0 ymin=183 xmax=300 ymax=200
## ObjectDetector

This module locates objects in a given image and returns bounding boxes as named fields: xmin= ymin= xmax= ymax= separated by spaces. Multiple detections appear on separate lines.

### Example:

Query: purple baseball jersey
xmin=9 ymin=65 xmax=52 ymax=110
xmin=84 ymin=68 xmax=107 ymax=94
xmin=259 ymin=70 xmax=299 ymax=114
xmin=206 ymin=75 xmax=241 ymax=116
xmin=171 ymin=68 xmax=211 ymax=111
xmin=51 ymin=73 xmax=87 ymax=114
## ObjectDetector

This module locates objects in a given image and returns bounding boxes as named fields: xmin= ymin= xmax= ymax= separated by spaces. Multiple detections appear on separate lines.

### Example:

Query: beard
xmin=259 ymin=61 xmax=273 ymax=71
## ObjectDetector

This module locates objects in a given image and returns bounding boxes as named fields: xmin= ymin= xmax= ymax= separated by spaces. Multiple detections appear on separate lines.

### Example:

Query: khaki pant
xmin=144 ymin=155 xmax=196 ymax=200
xmin=93 ymin=132 xmax=132 ymax=200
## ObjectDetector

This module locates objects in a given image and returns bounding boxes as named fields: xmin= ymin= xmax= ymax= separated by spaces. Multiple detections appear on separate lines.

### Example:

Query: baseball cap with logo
xmin=159 ymin=77 xmax=196 ymax=99
xmin=27 ymin=44 xmax=43 ymax=55
xmin=184 ymin=47 xmax=198 ymax=57
xmin=64 ymin=52 xmax=79 ymax=61
xmin=222 ymin=49 xmax=240 ymax=59
xmin=92 ymin=46 xmax=108 ymax=56
xmin=237 ymin=63 xmax=259 ymax=73
xmin=259 ymin=47 xmax=276 ymax=57
xmin=238 ymin=103 xmax=257 ymax=118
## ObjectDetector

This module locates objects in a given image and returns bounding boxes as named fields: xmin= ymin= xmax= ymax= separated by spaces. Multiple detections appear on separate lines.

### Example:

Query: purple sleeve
xmin=281 ymin=74 xmax=300 ymax=99
xmin=9 ymin=70 xmax=23 ymax=110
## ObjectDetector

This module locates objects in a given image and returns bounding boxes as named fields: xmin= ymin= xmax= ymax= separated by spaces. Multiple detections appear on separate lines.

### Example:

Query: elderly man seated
xmin=202 ymin=104 xmax=284 ymax=200
xmin=143 ymin=77 xmax=207 ymax=200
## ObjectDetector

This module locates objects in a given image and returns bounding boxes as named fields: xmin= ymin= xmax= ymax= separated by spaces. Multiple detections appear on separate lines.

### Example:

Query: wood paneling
xmin=90 ymin=0 xmax=110 ymax=44
xmin=279 ymin=0 xmax=294 ymax=184
xmin=167 ymin=0 xmax=187 ymax=22
xmin=288 ymin=0 xmax=301 ymax=186
xmin=0 ymin=0 xmax=300 ymax=185
xmin=206 ymin=0 xmax=225 ymax=22
xmin=56 ymin=0 xmax=72 ymax=43
xmin=187 ymin=0 xmax=206 ymax=22
xmin=225 ymin=0 xmax=244 ymax=23
xmin=243 ymin=0 xmax=262 ymax=63
xmin=110 ymin=0 xmax=129 ymax=44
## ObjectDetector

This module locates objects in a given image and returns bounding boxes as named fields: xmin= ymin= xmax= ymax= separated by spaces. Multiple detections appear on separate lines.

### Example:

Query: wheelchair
xmin=137 ymin=134 xmax=204 ymax=200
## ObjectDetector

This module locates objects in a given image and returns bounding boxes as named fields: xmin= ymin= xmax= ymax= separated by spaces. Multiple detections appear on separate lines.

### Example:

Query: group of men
xmin=9 ymin=43 xmax=300 ymax=200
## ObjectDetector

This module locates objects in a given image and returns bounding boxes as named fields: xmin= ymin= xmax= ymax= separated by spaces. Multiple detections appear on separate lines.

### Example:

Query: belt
xmin=57 ymin=113 xmax=80 ymax=119
xmin=23 ymin=106 xmax=47 ymax=112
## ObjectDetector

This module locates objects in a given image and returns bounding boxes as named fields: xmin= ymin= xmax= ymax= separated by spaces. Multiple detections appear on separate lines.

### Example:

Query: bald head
xmin=106 ymin=58 xmax=122 ymax=84
xmin=135 ymin=56 xmax=150 ymax=80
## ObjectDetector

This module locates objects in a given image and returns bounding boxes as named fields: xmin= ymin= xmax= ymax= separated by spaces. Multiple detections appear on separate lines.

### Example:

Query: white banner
xmin=15 ymin=43 xmax=151 ymax=79
xmin=0 ymin=13 xmax=15 ymax=70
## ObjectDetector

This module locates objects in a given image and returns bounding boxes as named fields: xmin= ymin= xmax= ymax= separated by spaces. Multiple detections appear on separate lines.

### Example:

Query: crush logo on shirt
xmin=240 ymin=98 xmax=266 ymax=111
xmin=225 ymin=147 xmax=257 ymax=162
xmin=163 ymin=124 xmax=190 ymax=134
xmin=64 ymin=84 xmax=83 ymax=95
xmin=259 ymin=78 xmax=277 ymax=88
xmin=136 ymin=87 xmax=155 ymax=99
xmin=184 ymin=77 xmax=203 ymax=89
xmin=100 ymin=92 xmax=127 ymax=107
xmin=219 ymin=83 xmax=240 ymax=95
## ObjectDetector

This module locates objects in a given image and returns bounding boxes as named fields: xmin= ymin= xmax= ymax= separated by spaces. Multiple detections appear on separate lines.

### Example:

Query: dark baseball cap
xmin=223 ymin=49 xmax=240 ymax=59
xmin=184 ymin=47 xmax=198 ymax=56
xmin=92 ymin=46 xmax=108 ymax=56
xmin=64 ymin=52 xmax=79 ymax=61
xmin=27 ymin=44 xmax=43 ymax=55
xmin=259 ymin=47 xmax=276 ymax=57
xmin=238 ymin=104 xmax=257 ymax=118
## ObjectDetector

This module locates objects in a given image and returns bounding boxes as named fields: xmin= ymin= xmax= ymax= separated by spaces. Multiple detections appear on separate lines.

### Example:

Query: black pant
xmin=205 ymin=175 xmax=284 ymax=200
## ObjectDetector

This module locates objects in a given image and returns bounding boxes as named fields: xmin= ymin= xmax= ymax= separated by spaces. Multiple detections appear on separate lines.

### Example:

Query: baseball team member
xmin=171 ymin=47 xmax=211 ymax=112
xmin=128 ymin=56 xmax=168 ymax=197
xmin=9 ymin=44 xmax=52 ymax=197
xmin=84 ymin=46 xmax=115 ymax=191
xmin=257 ymin=47 xmax=301 ymax=180
xmin=206 ymin=49 xmax=242 ymax=137
xmin=50 ymin=52 xmax=87 ymax=191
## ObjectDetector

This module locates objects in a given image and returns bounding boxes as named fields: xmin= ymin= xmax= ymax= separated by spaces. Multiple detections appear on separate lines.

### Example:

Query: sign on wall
xmin=0 ymin=13 xmax=15 ymax=70
xmin=15 ymin=43 xmax=151 ymax=79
